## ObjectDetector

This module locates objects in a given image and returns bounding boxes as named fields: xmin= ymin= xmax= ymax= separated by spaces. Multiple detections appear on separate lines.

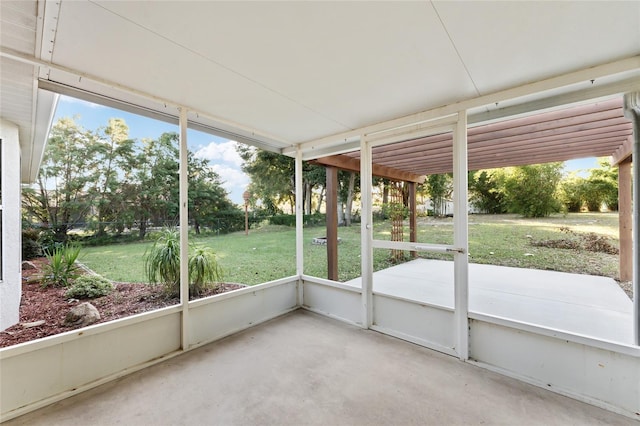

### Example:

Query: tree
xmin=559 ymin=173 xmax=586 ymax=213
xmin=92 ymin=118 xmax=136 ymax=235
xmin=469 ymin=169 xmax=507 ymax=214
xmin=504 ymin=163 xmax=563 ymax=218
xmin=129 ymin=133 xmax=180 ymax=238
xmin=22 ymin=117 xmax=100 ymax=242
xmin=237 ymin=145 xmax=329 ymax=215
xmin=304 ymin=163 xmax=326 ymax=214
xmin=188 ymin=153 xmax=237 ymax=234
xmin=238 ymin=146 xmax=295 ymax=214
xmin=426 ymin=174 xmax=452 ymax=217
xmin=583 ymin=158 xmax=618 ymax=211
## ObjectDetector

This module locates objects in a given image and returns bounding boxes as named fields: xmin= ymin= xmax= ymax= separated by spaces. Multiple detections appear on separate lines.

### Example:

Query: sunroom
xmin=1 ymin=1 xmax=639 ymax=423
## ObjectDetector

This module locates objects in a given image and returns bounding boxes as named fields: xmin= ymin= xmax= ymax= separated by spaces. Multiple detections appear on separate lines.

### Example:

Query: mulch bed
xmin=0 ymin=258 xmax=244 ymax=348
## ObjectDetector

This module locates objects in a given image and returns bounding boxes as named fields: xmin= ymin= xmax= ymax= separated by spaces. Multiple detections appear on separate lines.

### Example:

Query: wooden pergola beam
xmin=312 ymin=154 xmax=425 ymax=183
xmin=611 ymin=136 xmax=634 ymax=165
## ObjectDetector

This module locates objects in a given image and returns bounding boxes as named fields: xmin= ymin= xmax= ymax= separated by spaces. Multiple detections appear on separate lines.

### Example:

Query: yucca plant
xmin=42 ymin=244 xmax=81 ymax=288
xmin=145 ymin=229 xmax=224 ymax=298
xmin=188 ymin=247 xmax=223 ymax=297
xmin=144 ymin=229 xmax=181 ymax=296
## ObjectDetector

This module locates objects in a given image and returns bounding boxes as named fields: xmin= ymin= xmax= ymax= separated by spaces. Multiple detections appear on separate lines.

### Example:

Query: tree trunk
xmin=382 ymin=184 xmax=389 ymax=205
xmin=345 ymin=172 xmax=355 ymax=226
xmin=305 ymin=182 xmax=312 ymax=215
xmin=337 ymin=200 xmax=345 ymax=226
xmin=97 ymin=218 xmax=107 ymax=237
xmin=138 ymin=217 xmax=147 ymax=239
xmin=315 ymin=187 xmax=325 ymax=214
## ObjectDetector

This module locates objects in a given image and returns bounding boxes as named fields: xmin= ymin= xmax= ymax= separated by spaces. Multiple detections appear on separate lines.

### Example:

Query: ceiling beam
xmin=312 ymin=155 xmax=425 ymax=183
xmin=467 ymin=76 xmax=640 ymax=126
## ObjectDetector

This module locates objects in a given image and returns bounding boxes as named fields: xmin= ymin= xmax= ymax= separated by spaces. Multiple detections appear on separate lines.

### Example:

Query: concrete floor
xmin=5 ymin=310 xmax=635 ymax=425
xmin=345 ymin=259 xmax=633 ymax=344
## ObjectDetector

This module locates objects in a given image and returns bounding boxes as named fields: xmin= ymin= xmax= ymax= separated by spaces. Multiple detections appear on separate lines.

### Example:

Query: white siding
xmin=0 ymin=119 xmax=21 ymax=330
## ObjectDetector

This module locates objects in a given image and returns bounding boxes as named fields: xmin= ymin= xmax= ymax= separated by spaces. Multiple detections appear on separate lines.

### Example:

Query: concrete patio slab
xmin=344 ymin=259 xmax=633 ymax=344
xmin=3 ymin=310 xmax=635 ymax=425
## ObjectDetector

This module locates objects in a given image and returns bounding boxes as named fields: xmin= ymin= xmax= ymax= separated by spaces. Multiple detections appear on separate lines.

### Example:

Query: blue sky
xmin=53 ymin=96 xmax=249 ymax=204
xmin=53 ymin=95 xmax=601 ymax=204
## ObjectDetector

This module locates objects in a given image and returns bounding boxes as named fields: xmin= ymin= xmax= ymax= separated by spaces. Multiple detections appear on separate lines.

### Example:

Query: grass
xmin=79 ymin=213 xmax=622 ymax=285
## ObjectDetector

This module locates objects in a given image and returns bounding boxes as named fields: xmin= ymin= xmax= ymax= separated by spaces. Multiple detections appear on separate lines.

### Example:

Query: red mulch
xmin=0 ymin=258 xmax=244 ymax=348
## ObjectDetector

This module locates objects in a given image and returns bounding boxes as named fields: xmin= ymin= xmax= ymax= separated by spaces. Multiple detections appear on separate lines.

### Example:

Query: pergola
xmin=1 ymin=0 xmax=639 ymax=421
xmin=313 ymin=96 xmax=636 ymax=281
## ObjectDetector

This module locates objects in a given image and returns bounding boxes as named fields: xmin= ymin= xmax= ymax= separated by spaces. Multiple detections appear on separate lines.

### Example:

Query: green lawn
xmin=79 ymin=212 xmax=622 ymax=285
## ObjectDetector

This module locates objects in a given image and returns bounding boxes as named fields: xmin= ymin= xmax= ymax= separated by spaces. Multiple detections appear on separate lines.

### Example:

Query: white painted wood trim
xmin=301 ymin=275 xmax=362 ymax=293
xmin=360 ymin=137 xmax=373 ymax=328
xmin=295 ymin=146 xmax=304 ymax=306
xmin=469 ymin=313 xmax=640 ymax=357
xmin=370 ymin=325 xmax=458 ymax=357
xmin=188 ymin=276 xmax=300 ymax=308
xmin=453 ymin=111 xmax=469 ymax=361
xmin=0 ymin=306 xmax=182 ymax=359
xmin=179 ymin=107 xmax=190 ymax=351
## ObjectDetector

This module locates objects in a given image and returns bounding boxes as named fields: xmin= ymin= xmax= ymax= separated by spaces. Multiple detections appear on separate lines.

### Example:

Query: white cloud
xmin=210 ymin=164 xmax=248 ymax=188
xmin=195 ymin=140 xmax=244 ymax=167
xmin=209 ymin=164 xmax=250 ymax=204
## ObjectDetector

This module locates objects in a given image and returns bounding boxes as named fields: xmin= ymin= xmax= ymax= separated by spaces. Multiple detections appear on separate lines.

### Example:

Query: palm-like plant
xmin=42 ymin=244 xmax=81 ymax=288
xmin=188 ymin=247 xmax=223 ymax=297
xmin=144 ymin=229 xmax=181 ymax=296
xmin=145 ymin=229 xmax=223 ymax=298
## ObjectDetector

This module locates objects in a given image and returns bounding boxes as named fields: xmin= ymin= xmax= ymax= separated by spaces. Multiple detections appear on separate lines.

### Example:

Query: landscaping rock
xmin=64 ymin=302 xmax=100 ymax=327
xmin=21 ymin=261 xmax=38 ymax=271
xmin=25 ymin=275 xmax=43 ymax=284
xmin=312 ymin=237 xmax=342 ymax=245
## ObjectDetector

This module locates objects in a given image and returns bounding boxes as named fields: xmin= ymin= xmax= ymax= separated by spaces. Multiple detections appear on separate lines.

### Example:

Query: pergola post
xmin=178 ymin=107 xmax=190 ymax=351
xmin=408 ymin=182 xmax=417 ymax=258
xmin=618 ymin=158 xmax=632 ymax=282
xmin=326 ymin=166 xmax=339 ymax=281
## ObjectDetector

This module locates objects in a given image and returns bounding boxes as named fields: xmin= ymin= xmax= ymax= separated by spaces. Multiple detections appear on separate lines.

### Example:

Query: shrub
xmin=144 ymin=229 xmax=180 ymax=296
xmin=145 ymin=229 xmax=223 ymax=298
xmin=38 ymin=228 xmax=64 ymax=253
xmin=42 ymin=244 xmax=81 ymax=288
xmin=504 ymin=163 xmax=563 ymax=218
xmin=188 ymin=247 xmax=223 ymax=297
xmin=65 ymin=275 xmax=113 ymax=299
xmin=269 ymin=214 xmax=296 ymax=227
xmin=269 ymin=213 xmax=326 ymax=227
xmin=22 ymin=228 xmax=43 ymax=260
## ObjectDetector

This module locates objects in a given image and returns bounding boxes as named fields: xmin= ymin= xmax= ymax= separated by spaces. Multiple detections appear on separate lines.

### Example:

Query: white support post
xmin=178 ymin=107 xmax=190 ymax=351
xmin=360 ymin=137 xmax=373 ymax=328
xmin=623 ymin=92 xmax=639 ymax=346
xmin=295 ymin=145 xmax=304 ymax=306
xmin=634 ymin=113 xmax=640 ymax=346
xmin=453 ymin=111 xmax=469 ymax=360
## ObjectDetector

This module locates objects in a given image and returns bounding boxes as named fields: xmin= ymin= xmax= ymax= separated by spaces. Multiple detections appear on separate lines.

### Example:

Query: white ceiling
xmin=47 ymin=1 xmax=640 ymax=142
xmin=1 ymin=0 xmax=640 ymax=178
